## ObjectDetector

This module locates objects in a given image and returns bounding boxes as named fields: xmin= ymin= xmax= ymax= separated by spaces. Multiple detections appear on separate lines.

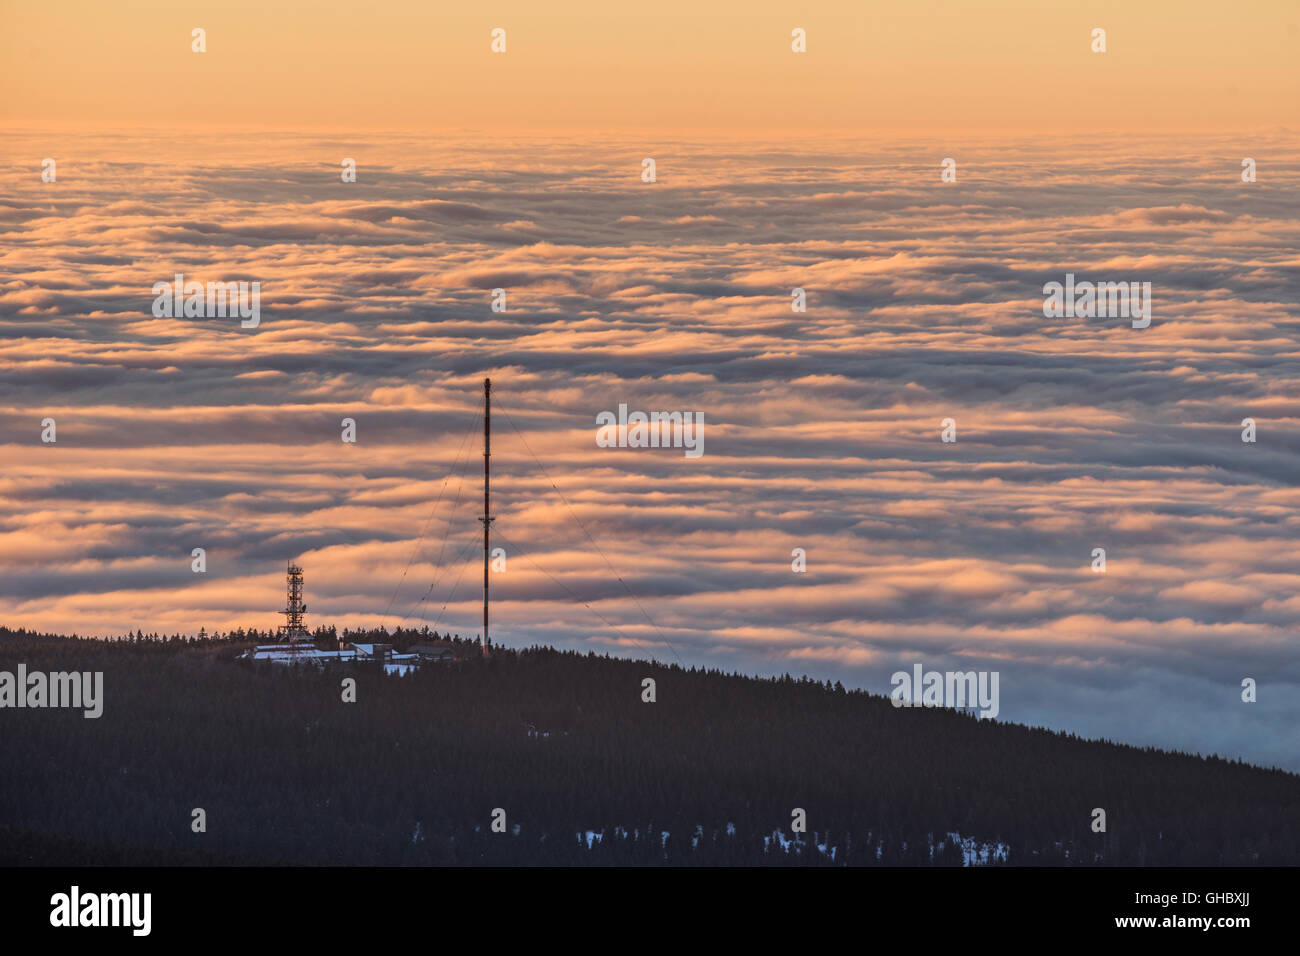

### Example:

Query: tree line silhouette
xmin=1 ymin=626 xmax=1296 ymax=865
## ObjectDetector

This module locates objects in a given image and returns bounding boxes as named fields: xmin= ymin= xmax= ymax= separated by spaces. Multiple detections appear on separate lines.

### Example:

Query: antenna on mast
xmin=479 ymin=378 xmax=493 ymax=657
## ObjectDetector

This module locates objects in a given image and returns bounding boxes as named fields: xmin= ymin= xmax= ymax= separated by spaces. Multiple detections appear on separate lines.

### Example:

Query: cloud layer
xmin=2 ymin=131 xmax=1298 ymax=769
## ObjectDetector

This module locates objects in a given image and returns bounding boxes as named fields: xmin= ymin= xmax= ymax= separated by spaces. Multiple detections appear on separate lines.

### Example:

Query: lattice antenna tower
xmin=281 ymin=561 xmax=309 ymax=648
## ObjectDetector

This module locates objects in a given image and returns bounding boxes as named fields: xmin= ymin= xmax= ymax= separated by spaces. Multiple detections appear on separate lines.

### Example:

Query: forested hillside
xmin=1 ymin=627 xmax=1296 ymax=865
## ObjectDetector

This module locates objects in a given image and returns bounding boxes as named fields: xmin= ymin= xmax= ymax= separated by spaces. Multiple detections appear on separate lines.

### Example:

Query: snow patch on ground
xmin=555 ymin=824 xmax=1004 ymax=864
xmin=946 ymin=831 xmax=1010 ymax=866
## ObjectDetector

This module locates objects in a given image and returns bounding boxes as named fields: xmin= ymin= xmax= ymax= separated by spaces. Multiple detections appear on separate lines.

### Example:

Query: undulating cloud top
xmin=1 ymin=131 xmax=1297 ymax=770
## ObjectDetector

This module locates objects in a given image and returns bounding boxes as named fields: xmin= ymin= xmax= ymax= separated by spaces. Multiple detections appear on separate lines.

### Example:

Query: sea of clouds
xmin=1 ymin=130 xmax=1297 ymax=769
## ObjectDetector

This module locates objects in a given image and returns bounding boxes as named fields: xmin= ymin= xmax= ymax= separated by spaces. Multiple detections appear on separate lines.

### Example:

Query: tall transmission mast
xmin=479 ymin=378 xmax=493 ymax=657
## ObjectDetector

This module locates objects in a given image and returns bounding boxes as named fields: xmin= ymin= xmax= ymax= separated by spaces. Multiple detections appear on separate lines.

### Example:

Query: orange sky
xmin=3 ymin=0 xmax=1297 ymax=133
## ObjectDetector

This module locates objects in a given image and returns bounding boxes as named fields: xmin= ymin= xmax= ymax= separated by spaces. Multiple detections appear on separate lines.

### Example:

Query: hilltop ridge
xmin=1 ymin=627 xmax=1296 ymax=866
